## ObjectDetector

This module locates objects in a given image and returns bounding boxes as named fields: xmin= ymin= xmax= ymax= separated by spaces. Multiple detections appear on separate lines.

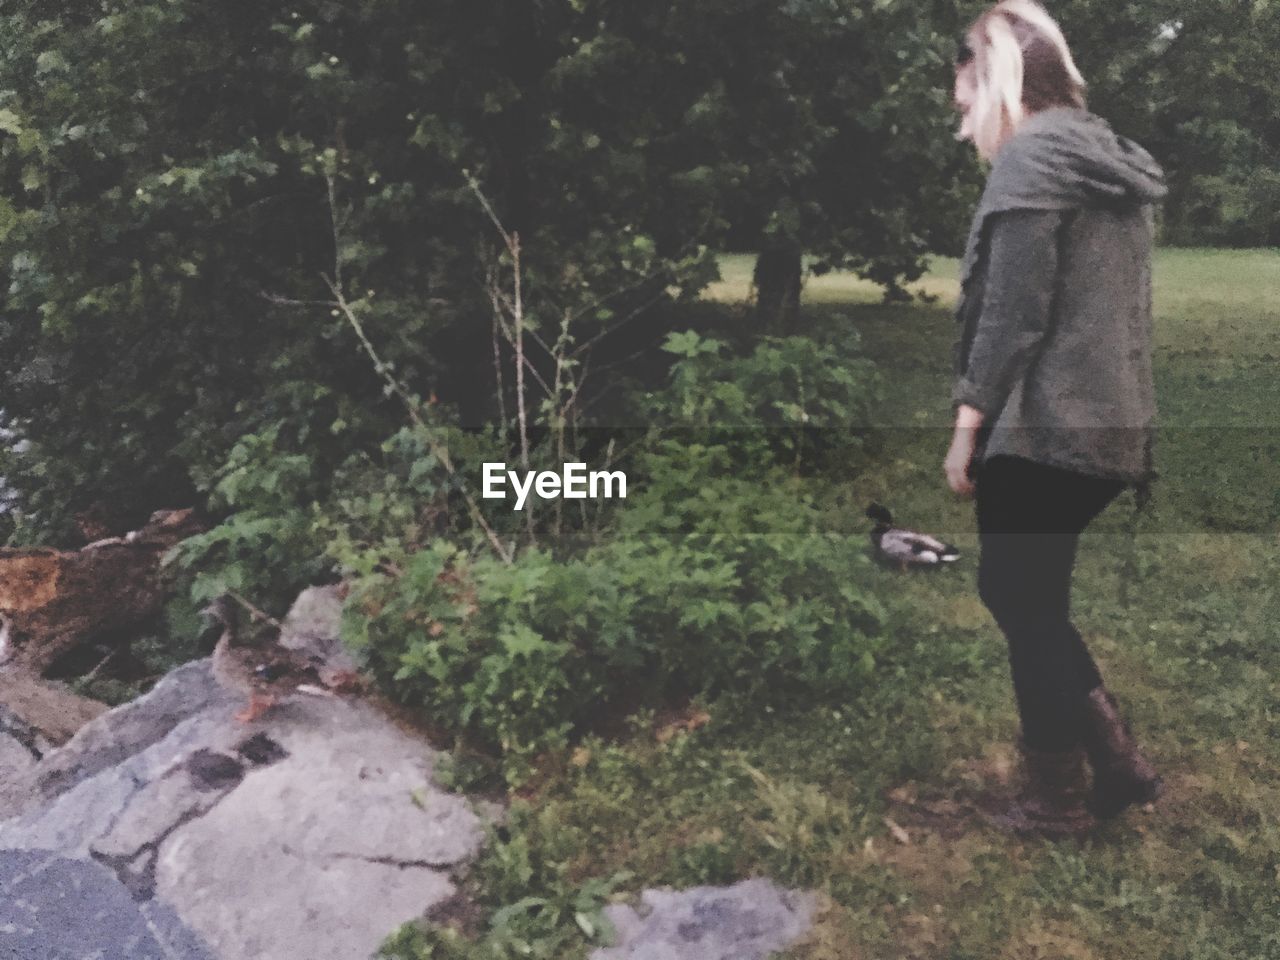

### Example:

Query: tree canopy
xmin=0 ymin=0 xmax=1274 ymax=538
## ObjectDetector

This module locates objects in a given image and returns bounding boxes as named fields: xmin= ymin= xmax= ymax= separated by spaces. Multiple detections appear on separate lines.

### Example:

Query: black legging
xmin=975 ymin=455 xmax=1127 ymax=752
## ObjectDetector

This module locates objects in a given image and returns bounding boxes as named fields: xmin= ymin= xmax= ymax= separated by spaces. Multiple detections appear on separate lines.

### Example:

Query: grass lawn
xmin=404 ymin=248 xmax=1280 ymax=960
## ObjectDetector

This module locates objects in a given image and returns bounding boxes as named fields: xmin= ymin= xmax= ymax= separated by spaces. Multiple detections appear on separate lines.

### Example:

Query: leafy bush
xmin=342 ymin=435 xmax=885 ymax=782
xmin=647 ymin=330 xmax=881 ymax=470
xmin=169 ymin=416 xmax=521 ymax=614
xmin=0 ymin=0 xmax=965 ymax=540
xmin=163 ymin=312 xmax=887 ymax=782
xmin=1168 ymin=168 xmax=1280 ymax=247
xmin=168 ymin=423 xmax=335 ymax=615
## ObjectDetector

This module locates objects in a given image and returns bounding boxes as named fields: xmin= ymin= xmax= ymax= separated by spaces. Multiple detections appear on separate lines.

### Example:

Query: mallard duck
xmin=865 ymin=503 xmax=960 ymax=569
xmin=203 ymin=596 xmax=351 ymax=723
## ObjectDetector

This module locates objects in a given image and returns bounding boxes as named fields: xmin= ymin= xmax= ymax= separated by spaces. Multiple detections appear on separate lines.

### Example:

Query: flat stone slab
xmin=0 ymin=586 xmax=489 ymax=960
xmin=154 ymin=697 xmax=480 ymax=960
xmin=593 ymin=878 xmax=817 ymax=960
xmin=0 ymin=850 xmax=214 ymax=960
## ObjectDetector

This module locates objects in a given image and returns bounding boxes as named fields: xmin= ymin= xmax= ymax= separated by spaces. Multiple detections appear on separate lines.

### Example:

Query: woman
xmin=944 ymin=0 xmax=1164 ymax=836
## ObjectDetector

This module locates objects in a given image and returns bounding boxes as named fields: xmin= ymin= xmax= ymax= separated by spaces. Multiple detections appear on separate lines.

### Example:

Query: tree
xmin=0 ymin=0 xmax=979 ymax=540
xmin=1054 ymin=0 xmax=1280 ymax=245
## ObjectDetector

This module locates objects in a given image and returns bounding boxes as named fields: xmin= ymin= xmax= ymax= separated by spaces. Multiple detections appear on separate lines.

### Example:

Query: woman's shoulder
xmin=991 ymin=107 xmax=1094 ymax=172
xmin=987 ymin=107 xmax=1165 ymax=209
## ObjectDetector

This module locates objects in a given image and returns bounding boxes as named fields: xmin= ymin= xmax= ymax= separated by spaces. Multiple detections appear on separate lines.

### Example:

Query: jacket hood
xmin=957 ymin=107 xmax=1165 ymax=290
xmin=1001 ymin=106 xmax=1168 ymax=207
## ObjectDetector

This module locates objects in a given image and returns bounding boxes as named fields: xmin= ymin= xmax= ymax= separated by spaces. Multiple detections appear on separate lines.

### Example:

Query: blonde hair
xmin=960 ymin=0 xmax=1086 ymax=160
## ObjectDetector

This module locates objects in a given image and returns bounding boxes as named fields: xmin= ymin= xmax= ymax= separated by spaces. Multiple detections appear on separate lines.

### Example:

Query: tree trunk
xmin=752 ymin=240 xmax=803 ymax=331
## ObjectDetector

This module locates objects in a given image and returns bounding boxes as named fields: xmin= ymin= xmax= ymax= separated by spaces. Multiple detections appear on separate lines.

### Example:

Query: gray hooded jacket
xmin=952 ymin=105 xmax=1167 ymax=484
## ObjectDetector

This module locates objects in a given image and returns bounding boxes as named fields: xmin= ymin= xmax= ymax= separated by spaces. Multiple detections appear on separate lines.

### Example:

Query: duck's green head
xmin=865 ymin=503 xmax=893 ymax=527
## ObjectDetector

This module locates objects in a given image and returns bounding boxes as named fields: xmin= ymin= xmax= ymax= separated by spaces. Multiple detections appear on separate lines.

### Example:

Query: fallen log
xmin=0 ymin=508 xmax=203 ymax=677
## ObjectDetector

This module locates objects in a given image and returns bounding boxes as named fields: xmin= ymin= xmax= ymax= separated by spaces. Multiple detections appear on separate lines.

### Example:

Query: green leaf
xmin=35 ymin=50 xmax=69 ymax=75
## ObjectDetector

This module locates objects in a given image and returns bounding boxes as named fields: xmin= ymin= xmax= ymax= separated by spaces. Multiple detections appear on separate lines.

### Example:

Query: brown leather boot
xmin=983 ymin=742 xmax=1096 ymax=838
xmin=1081 ymin=686 xmax=1163 ymax=819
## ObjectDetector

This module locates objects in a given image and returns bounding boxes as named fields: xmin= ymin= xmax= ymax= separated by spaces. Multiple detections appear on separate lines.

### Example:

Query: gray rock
xmin=0 ymin=587 xmax=490 ymax=960
xmin=90 ymin=757 xmax=243 ymax=864
xmin=0 ymin=705 xmax=47 ymax=819
xmin=33 ymin=659 xmax=231 ymax=800
xmin=0 ymin=703 xmax=50 ymax=761
xmin=0 ymin=705 xmax=241 ymax=855
xmin=278 ymin=583 xmax=357 ymax=672
xmin=593 ymin=878 xmax=817 ymax=960
xmin=158 ymin=838 xmax=455 ymax=960
xmin=0 ymin=730 xmax=36 ymax=779
xmin=0 ymin=850 xmax=215 ymax=960
xmin=0 ymin=742 xmax=37 ymax=824
xmin=154 ymin=695 xmax=482 ymax=960
xmin=169 ymin=698 xmax=482 ymax=868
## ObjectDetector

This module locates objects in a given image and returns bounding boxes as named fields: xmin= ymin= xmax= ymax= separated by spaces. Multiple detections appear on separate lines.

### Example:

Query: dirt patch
xmin=0 ymin=672 xmax=107 ymax=745
xmin=880 ymin=744 xmax=1019 ymax=843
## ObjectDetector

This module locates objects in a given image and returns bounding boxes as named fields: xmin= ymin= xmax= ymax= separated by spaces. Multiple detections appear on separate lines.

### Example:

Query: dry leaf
xmin=887 ymin=784 xmax=917 ymax=805
xmin=655 ymin=706 xmax=712 ymax=743
xmin=883 ymin=816 xmax=911 ymax=845
xmin=570 ymin=746 xmax=592 ymax=768
xmin=921 ymin=798 xmax=963 ymax=817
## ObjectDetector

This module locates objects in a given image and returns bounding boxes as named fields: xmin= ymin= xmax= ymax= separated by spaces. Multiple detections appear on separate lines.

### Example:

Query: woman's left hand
xmin=944 ymin=431 xmax=976 ymax=497
xmin=944 ymin=404 xmax=985 ymax=498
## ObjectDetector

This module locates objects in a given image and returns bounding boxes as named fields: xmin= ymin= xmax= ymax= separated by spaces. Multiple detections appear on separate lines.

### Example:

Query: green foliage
xmin=0 ymin=0 xmax=978 ymax=539
xmin=152 ymin=287 xmax=889 ymax=789
xmin=1051 ymin=0 xmax=1280 ymax=247
xmin=1 ymin=0 xmax=1276 ymax=545
xmin=1168 ymin=167 xmax=1280 ymax=247
xmin=432 ymin=749 xmax=505 ymax=797
xmin=168 ymin=423 xmax=333 ymax=613
xmin=148 ymin=312 xmax=882 ymax=783
xmin=650 ymin=330 xmax=882 ymax=469
xmin=380 ymin=247 xmax=1280 ymax=960
xmin=338 ymin=433 xmax=884 ymax=781
xmin=379 ymin=803 xmax=629 ymax=960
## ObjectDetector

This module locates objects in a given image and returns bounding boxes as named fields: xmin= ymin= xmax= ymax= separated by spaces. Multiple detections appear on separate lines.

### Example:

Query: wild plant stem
xmin=324 ymin=275 xmax=512 ymax=565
